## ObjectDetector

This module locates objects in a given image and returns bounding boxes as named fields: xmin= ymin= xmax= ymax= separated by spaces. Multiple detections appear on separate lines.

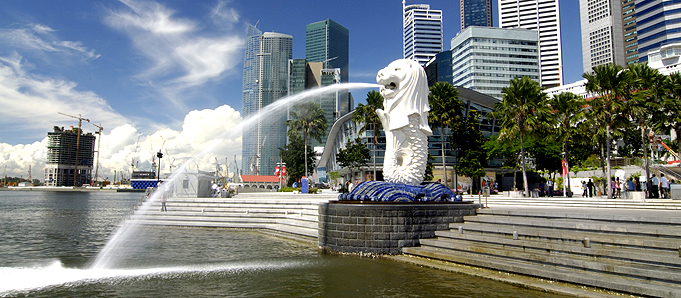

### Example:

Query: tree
xmin=656 ymin=72 xmax=681 ymax=162
xmin=453 ymin=110 xmax=487 ymax=193
xmin=628 ymin=63 xmax=665 ymax=186
xmin=336 ymin=138 xmax=371 ymax=181
xmin=548 ymin=92 xmax=586 ymax=196
xmin=583 ymin=63 xmax=631 ymax=199
xmin=428 ymin=82 xmax=463 ymax=189
xmin=285 ymin=101 xmax=328 ymax=178
xmin=424 ymin=153 xmax=436 ymax=182
xmin=279 ymin=134 xmax=315 ymax=187
xmin=491 ymin=77 xmax=550 ymax=197
xmin=352 ymin=90 xmax=384 ymax=180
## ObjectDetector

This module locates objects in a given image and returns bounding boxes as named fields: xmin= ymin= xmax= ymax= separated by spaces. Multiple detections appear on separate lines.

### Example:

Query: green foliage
xmin=278 ymin=134 xmax=315 ymax=187
xmin=453 ymin=110 xmax=487 ymax=178
xmin=286 ymin=101 xmax=327 ymax=177
xmin=429 ymin=81 xmax=463 ymax=184
xmin=424 ymin=153 xmax=436 ymax=181
xmin=336 ymin=138 xmax=371 ymax=175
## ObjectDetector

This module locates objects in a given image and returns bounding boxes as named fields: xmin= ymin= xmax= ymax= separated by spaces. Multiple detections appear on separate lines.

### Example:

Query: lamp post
xmin=156 ymin=150 xmax=163 ymax=185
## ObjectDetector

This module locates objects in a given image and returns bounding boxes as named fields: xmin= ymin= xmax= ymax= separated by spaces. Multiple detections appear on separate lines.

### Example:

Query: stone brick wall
xmin=318 ymin=202 xmax=479 ymax=255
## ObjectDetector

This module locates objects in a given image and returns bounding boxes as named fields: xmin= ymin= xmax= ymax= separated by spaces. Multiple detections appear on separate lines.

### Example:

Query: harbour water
xmin=0 ymin=191 xmax=571 ymax=297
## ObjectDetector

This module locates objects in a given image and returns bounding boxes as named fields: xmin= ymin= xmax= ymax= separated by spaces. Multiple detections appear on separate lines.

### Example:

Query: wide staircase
xmin=403 ymin=207 xmax=681 ymax=298
xmin=132 ymin=193 xmax=331 ymax=239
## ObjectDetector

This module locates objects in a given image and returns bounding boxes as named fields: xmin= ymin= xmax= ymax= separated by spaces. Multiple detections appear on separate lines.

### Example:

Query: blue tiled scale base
xmin=338 ymin=181 xmax=460 ymax=202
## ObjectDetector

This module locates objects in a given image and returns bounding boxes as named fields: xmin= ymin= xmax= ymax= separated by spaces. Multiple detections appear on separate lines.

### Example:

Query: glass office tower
xmin=242 ymin=24 xmax=292 ymax=176
xmin=461 ymin=0 xmax=493 ymax=30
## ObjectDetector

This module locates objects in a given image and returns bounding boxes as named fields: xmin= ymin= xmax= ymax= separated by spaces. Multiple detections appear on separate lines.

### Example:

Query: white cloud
xmin=0 ymin=53 xmax=128 ymax=141
xmin=0 ymin=105 xmax=242 ymax=181
xmin=0 ymin=24 xmax=100 ymax=61
xmin=105 ymin=0 xmax=244 ymax=105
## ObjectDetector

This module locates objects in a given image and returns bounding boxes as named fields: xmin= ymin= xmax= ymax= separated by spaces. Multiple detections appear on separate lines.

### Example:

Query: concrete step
xmin=403 ymin=246 xmax=681 ymax=298
xmin=434 ymin=229 xmax=681 ymax=267
xmin=419 ymin=237 xmax=681 ymax=283
xmin=449 ymin=221 xmax=680 ymax=251
xmin=462 ymin=215 xmax=681 ymax=237
xmin=477 ymin=208 xmax=681 ymax=225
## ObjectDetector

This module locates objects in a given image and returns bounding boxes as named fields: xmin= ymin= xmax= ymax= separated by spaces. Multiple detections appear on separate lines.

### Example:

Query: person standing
xmin=615 ymin=177 xmax=621 ymax=199
xmin=160 ymin=184 xmax=168 ymax=212
xmin=660 ymin=174 xmax=670 ymax=199
xmin=546 ymin=179 xmax=554 ymax=197
xmin=582 ymin=180 xmax=588 ymax=197
xmin=586 ymin=179 xmax=595 ymax=198
xmin=651 ymin=174 xmax=660 ymax=198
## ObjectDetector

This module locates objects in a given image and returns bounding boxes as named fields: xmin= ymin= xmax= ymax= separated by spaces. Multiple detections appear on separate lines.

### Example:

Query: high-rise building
xmin=403 ymin=1 xmax=443 ymax=66
xmin=44 ymin=126 xmax=96 ymax=187
xmin=460 ymin=0 xmax=493 ymax=30
xmin=622 ymin=0 xmax=638 ymax=66
xmin=498 ymin=0 xmax=562 ymax=87
xmin=451 ymin=26 xmax=540 ymax=100
xmin=306 ymin=19 xmax=349 ymax=83
xmin=288 ymin=59 xmax=350 ymax=148
xmin=635 ymin=0 xmax=681 ymax=63
xmin=578 ymin=0 xmax=626 ymax=73
xmin=242 ymin=24 xmax=292 ymax=176
xmin=304 ymin=19 xmax=351 ymax=147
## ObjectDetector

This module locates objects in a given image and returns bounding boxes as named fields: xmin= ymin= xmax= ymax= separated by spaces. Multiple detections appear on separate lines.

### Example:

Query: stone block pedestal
xmin=318 ymin=201 xmax=479 ymax=255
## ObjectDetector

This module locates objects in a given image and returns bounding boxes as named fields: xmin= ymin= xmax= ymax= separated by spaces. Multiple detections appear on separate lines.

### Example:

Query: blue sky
xmin=0 ymin=0 xmax=582 ymax=178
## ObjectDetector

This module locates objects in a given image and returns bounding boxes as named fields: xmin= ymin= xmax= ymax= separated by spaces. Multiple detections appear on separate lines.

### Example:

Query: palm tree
xmin=352 ymin=90 xmax=384 ymax=181
xmin=428 ymin=82 xmax=463 ymax=189
xmin=657 ymin=72 xmax=681 ymax=161
xmin=628 ymin=63 xmax=665 ymax=187
xmin=583 ymin=63 xmax=631 ymax=199
xmin=492 ymin=77 xmax=550 ymax=197
xmin=285 ymin=101 xmax=328 ymax=178
xmin=548 ymin=92 xmax=586 ymax=196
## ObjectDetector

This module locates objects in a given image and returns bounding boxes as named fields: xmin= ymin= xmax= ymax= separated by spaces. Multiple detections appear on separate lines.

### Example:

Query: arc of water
xmin=90 ymin=82 xmax=380 ymax=269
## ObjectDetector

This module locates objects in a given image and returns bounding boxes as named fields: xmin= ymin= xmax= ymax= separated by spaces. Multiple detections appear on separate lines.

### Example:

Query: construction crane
xmin=59 ymin=112 xmax=90 ymax=187
xmin=92 ymin=123 xmax=103 ymax=186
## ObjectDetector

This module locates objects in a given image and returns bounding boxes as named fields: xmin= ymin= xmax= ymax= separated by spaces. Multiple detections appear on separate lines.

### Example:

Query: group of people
xmin=580 ymin=174 xmax=674 ymax=199
xmin=538 ymin=179 xmax=555 ymax=197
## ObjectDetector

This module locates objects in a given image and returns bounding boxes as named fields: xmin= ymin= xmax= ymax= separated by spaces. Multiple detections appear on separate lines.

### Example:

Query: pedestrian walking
xmin=586 ymin=179 xmax=595 ymax=198
xmin=651 ymin=174 xmax=660 ymax=198
xmin=660 ymin=174 xmax=670 ymax=199
xmin=582 ymin=180 xmax=587 ymax=197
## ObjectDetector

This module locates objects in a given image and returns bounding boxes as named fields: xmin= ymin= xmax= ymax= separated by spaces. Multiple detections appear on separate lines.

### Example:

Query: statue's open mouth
xmin=385 ymin=82 xmax=397 ymax=90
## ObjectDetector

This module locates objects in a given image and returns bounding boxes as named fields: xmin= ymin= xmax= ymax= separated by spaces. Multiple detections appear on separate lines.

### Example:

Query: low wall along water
xmin=318 ymin=202 xmax=480 ymax=255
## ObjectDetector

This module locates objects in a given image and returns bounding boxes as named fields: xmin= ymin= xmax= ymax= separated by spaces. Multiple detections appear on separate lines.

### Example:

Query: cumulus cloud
xmin=0 ymin=105 xmax=242 ymax=181
xmin=0 ymin=24 xmax=100 ymax=60
xmin=0 ymin=53 xmax=128 ymax=142
xmin=105 ymin=0 xmax=244 ymax=106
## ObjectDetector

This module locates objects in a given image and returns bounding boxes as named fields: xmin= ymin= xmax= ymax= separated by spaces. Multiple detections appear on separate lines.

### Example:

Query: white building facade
xmin=403 ymin=1 xmax=443 ymax=66
xmin=498 ymin=0 xmax=563 ymax=87
xmin=579 ymin=0 xmax=626 ymax=73
xmin=450 ymin=26 xmax=540 ymax=100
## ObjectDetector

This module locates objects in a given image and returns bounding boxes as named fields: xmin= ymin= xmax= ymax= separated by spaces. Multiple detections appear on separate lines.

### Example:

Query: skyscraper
xmin=242 ymin=24 xmax=292 ymax=176
xmin=403 ymin=1 xmax=443 ymax=66
xmin=460 ymin=0 xmax=493 ymax=30
xmin=451 ymin=26 xmax=540 ymax=100
xmin=306 ymin=19 xmax=349 ymax=83
xmin=636 ymin=0 xmax=681 ymax=63
xmin=498 ymin=0 xmax=563 ymax=87
xmin=305 ymin=19 xmax=350 ymax=147
xmin=578 ymin=0 xmax=626 ymax=73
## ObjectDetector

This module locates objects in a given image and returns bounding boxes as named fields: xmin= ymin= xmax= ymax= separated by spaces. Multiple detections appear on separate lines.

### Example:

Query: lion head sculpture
xmin=376 ymin=59 xmax=432 ymax=135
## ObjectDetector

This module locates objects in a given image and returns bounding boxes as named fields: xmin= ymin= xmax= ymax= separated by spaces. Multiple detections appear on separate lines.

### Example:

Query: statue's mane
xmin=383 ymin=59 xmax=432 ymax=135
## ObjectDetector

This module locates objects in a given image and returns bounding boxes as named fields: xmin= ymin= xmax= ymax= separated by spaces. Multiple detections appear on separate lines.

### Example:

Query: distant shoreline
xmin=0 ymin=186 xmax=144 ymax=192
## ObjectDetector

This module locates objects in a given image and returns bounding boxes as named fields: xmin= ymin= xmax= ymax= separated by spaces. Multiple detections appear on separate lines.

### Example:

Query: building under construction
xmin=44 ymin=126 xmax=96 ymax=187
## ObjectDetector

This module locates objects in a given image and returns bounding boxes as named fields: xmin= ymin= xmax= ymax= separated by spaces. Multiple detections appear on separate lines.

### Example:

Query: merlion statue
xmin=376 ymin=59 xmax=432 ymax=186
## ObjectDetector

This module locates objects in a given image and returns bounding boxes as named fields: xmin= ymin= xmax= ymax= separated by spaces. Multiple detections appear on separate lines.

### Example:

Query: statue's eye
xmin=394 ymin=68 xmax=401 ymax=71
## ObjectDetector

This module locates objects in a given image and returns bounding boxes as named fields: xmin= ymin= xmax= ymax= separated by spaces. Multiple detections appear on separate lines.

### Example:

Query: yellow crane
xmin=93 ymin=123 xmax=103 ymax=186
xmin=59 ymin=112 xmax=90 ymax=187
